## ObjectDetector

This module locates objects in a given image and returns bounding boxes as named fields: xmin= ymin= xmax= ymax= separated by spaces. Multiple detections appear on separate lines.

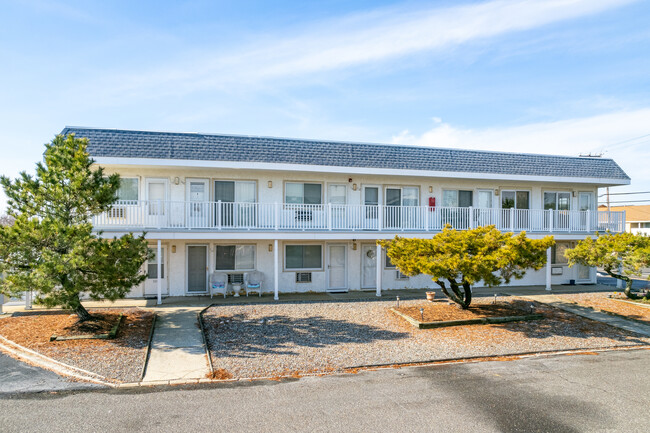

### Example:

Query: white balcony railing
xmin=92 ymin=200 xmax=626 ymax=233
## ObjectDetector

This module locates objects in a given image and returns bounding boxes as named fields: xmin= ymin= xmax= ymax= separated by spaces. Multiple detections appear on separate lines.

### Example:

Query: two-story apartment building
xmin=63 ymin=127 xmax=629 ymax=302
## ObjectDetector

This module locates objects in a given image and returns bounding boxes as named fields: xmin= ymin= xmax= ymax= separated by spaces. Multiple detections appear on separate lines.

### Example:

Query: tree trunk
xmin=605 ymin=267 xmax=639 ymax=300
xmin=435 ymin=279 xmax=472 ymax=309
xmin=74 ymin=303 xmax=92 ymax=321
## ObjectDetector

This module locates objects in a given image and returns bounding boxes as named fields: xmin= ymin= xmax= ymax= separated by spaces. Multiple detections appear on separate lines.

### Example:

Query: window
xmin=385 ymin=252 xmax=395 ymax=269
xmin=214 ymin=181 xmax=256 ymax=203
xmin=215 ymin=245 xmax=256 ymax=271
xmin=285 ymin=183 xmax=322 ymax=205
xmin=285 ymin=245 xmax=322 ymax=270
xmin=386 ymin=187 xmax=420 ymax=206
xmin=544 ymin=192 xmax=571 ymax=211
xmin=117 ymin=178 xmax=139 ymax=201
xmin=642 ymin=222 xmax=650 ymax=228
xmin=442 ymin=190 xmax=473 ymax=207
xmin=501 ymin=191 xmax=530 ymax=209
xmin=147 ymin=248 xmax=164 ymax=279
xmin=551 ymin=242 xmax=574 ymax=265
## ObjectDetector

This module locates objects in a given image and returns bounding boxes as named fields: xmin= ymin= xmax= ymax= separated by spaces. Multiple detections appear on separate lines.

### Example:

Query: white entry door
xmin=145 ymin=178 xmax=167 ymax=227
xmin=361 ymin=244 xmax=377 ymax=289
xmin=363 ymin=186 xmax=380 ymax=229
xmin=327 ymin=245 xmax=347 ymax=292
xmin=144 ymin=246 xmax=168 ymax=296
xmin=186 ymin=178 xmax=209 ymax=228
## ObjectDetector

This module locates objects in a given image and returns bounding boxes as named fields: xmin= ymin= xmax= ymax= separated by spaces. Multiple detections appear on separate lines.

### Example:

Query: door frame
xmin=326 ymin=244 xmax=348 ymax=292
xmin=186 ymin=244 xmax=209 ymax=294
xmin=360 ymin=243 xmax=377 ymax=290
xmin=186 ymin=178 xmax=210 ymax=227
xmin=144 ymin=244 xmax=169 ymax=297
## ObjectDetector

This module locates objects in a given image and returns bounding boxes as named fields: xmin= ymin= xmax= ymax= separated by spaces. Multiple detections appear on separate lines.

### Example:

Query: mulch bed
xmin=0 ymin=308 xmax=154 ymax=383
xmin=202 ymin=298 xmax=650 ymax=380
xmin=395 ymin=300 xmax=534 ymax=322
xmin=554 ymin=292 xmax=650 ymax=324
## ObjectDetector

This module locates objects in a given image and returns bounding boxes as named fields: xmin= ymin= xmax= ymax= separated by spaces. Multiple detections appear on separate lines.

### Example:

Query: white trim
xmin=94 ymin=157 xmax=630 ymax=186
xmin=186 ymin=244 xmax=209 ymax=294
xmin=326 ymin=244 xmax=348 ymax=292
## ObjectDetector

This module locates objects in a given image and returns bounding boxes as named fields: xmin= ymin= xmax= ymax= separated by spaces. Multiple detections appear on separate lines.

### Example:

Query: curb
xmin=119 ymin=344 xmax=650 ymax=387
xmin=0 ymin=334 xmax=114 ymax=387
xmin=140 ymin=313 xmax=158 ymax=382
xmin=197 ymin=305 xmax=214 ymax=376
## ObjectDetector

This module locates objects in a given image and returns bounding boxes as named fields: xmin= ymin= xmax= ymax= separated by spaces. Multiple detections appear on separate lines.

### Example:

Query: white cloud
xmin=391 ymin=108 xmax=650 ymax=195
xmin=90 ymin=0 xmax=638 ymax=99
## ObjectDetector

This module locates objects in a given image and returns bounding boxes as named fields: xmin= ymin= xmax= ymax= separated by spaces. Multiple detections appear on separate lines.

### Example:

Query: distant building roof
xmin=608 ymin=205 xmax=650 ymax=222
xmin=61 ymin=127 xmax=630 ymax=181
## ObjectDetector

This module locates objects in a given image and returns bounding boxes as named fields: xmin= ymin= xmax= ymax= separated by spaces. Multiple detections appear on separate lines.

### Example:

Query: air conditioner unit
xmin=296 ymin=272 xmax=312 ymax=283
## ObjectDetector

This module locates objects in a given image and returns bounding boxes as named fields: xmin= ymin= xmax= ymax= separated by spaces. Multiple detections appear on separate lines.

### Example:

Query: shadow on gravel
xmin=203 ymin=313 xmax=409 ymax=358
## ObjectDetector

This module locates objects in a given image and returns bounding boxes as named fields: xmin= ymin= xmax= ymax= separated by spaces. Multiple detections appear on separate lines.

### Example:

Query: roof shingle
xmin=60 ymin=127 xmax=630 ymax=181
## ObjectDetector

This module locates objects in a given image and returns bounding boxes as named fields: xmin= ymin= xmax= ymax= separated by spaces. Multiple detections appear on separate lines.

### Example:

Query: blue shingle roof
xmin=60 ymin=127 xmax=630 ymax=181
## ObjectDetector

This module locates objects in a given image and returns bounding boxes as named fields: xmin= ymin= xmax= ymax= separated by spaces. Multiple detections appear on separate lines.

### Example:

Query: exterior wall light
xmin=268 ymin=243 xmax=273 ymax=252
xmin=268 ymin=181 xmax=273 ymax=188
xmin=352 ymin=183 xmax=357 ymax=191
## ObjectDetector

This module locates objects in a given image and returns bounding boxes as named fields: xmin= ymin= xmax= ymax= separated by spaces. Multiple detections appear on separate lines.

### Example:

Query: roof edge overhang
xmin=93 ymin=157 xmax=631 ymax=187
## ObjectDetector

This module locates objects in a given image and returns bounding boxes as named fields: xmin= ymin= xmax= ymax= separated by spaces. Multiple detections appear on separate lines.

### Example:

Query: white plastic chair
xmin=210 ymin=272 xmax=228 ymax=299
xmin=244 ymin=271 xmax=264 ymax=297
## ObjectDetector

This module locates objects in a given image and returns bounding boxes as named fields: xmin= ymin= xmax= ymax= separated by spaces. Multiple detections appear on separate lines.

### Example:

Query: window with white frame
xmin=285 ymin=182 xmax=322 ymax=205
xmin=215 ymin=245 xmax=256 ymax=271
xmin=285 ymin=245 xmax=322 ymax=270
xmin=117 ymin=178 xmax=139 ymax=202
xmin=544 ymin=192 xmax=571 ymax=211
xmin=147 ymin=248 xmax=164 ymax=279
xmin=442 ymin=190 xmax=473 ymax=207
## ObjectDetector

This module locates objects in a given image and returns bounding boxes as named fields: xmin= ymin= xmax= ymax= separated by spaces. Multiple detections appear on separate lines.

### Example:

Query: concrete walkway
xmin=520 ymin=294 xmax=650 ymax=337
xmin=142 ymin=307 xmax=210 ymax=383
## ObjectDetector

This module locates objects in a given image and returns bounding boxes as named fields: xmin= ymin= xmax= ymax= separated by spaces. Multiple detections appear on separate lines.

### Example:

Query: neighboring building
xmin=606 ymin=205 xmax=650 ymax=235
xmin=63 ymin=127 xmax=629 ymax=300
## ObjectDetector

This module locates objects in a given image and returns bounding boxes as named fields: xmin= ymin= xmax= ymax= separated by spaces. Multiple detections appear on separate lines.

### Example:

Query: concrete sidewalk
xmin=520 ymin=294 xmax=650 ymax=337
xmin=142 ymin=307 xmax=210 ymax=383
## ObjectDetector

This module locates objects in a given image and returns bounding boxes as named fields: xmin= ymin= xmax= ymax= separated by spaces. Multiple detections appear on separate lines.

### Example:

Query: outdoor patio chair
xmin=210 ymin=272 xmax=228 ymax=299
xmin=244 ymin=271 xmax=264 ymax=297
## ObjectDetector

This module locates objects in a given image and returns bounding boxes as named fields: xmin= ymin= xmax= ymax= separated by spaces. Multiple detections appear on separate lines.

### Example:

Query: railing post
xmin=510 ymin=208 xmax=514 ymax=232
xmin=469 ymin=206 xmax=474 ymax=229
xmin=157 ymin=200 xmax=163 ymax=229
xmin=425 ymin=205 xmax=430 ymax=231
xmin=328 ymin=203 xmax=332 ymax=231
xmin=274 ymin=202 xmax=279 ymax=231
xmin=217 ymin=200 xmax=222 ymax=230
xmin=621 ymin=210 xmax=626 ymax=233
xmin=549 ymin=209 xmax=553 ymax=232
xmin=377 ymin=204 xmax=384 ymax=231
xmin=586 ymin=209 xmax=591 ymax=232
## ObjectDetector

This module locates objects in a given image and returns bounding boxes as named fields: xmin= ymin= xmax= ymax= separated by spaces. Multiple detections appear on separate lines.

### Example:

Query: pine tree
xmin=0 ymin=134 xmax=150 ymax=321
xmin=379 ymin=225 xmax=554 ymax=308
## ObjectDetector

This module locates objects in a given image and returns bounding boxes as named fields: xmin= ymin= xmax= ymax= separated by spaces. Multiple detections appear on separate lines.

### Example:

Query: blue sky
xmin=1 ymin=0 xmax=650 ymax=211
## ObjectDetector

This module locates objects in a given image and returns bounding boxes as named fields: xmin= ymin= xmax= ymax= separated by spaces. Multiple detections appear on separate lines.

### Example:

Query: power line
xmin=598 ymin=191 xmax=650 ymax=197
xmin=599 ymin=200 xmax=650 ymax=204
xmin=604 ymin=133 xmax=650 ymax=148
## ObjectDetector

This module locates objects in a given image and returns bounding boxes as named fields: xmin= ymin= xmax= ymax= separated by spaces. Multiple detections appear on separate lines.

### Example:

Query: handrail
xmin=92 ymin=201 xmax=626 ymax=233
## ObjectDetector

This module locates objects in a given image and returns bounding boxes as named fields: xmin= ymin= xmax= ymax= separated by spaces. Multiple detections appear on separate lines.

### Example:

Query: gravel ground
xmin=0 ymin=308 xmax=154 ymax=383
xmin=202 ymin=298 xmax=650 ymax=379
xmin=554 ymin=292 xmax=650 ymax=324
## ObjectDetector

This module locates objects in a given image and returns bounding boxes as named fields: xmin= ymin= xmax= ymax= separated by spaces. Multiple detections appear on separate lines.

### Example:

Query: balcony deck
xmin=92 ymin=201 xmax=625 ymax=234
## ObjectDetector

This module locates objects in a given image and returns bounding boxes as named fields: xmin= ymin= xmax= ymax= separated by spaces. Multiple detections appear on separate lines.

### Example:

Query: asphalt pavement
xmin=1 ymin=348 xmax=648 ymax=432
xmin=0 ymin=352 xmax=102 ymax=395
xmin=597 ymin=275 xmax=650 ymax=290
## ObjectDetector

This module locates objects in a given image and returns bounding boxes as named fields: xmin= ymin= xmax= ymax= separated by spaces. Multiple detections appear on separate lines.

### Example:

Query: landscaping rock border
xmin=390 ymin=308 xmax=544 ymax=329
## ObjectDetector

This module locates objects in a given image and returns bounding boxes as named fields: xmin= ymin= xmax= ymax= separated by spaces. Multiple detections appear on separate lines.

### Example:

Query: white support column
xmin=545 ymin=247 xmax=552 ymax=291
xmin=616 ymin=264 xmax=623 ymax=289
xmin=274 ymin=239 xmax=279 ymax=300
xmin=24 ymin=290 xmax=32 ymax=310
xmin=157 ymin=239 xmax=162 ymax=305
xmin=376 ymin=243 xmax=382 ymax=297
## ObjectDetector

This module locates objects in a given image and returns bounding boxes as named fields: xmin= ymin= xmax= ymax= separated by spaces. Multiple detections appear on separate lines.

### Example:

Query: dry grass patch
xmin=555 ymin=292 xmax=650 ymax=324
xmin=0 ymin=308 xmax=154 ymax=383
xmin=395 ymin=299 xmax=534 ymax=323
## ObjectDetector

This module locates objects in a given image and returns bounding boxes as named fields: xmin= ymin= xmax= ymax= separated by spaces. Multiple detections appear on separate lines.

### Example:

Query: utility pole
xmin=606 ymin=187 xmax=610 ymax=208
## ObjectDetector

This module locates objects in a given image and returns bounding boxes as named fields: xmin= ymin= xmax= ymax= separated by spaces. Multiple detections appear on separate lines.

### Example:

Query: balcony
xmin=92 ymin=200 xmax=626 ymax=234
